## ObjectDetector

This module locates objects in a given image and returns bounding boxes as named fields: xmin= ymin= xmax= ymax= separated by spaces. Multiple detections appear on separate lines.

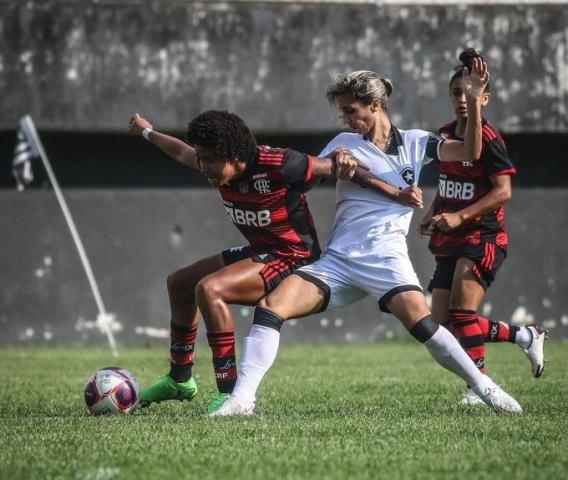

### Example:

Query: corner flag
xmin=12 ymin=116 xmax=119 ymax=357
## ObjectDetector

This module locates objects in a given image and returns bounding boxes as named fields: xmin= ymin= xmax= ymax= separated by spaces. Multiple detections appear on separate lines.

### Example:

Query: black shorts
xmin=427 ymin=242 xmax=507 ymax=292
xmin=222 ymin=245 xmax=316 ymax=293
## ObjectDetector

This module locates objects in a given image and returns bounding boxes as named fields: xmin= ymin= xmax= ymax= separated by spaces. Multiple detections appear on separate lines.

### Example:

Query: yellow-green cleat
xmin=140 ymin=376 xmax=197 ymax=408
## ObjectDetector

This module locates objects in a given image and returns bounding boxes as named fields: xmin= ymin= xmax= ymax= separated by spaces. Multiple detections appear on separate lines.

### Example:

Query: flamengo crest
xmin=254 ymin=178 xmax=271 ymax=193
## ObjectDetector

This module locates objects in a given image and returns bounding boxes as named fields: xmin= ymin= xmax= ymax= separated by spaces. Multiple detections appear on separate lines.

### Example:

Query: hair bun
xmin=457 ymin=48 xmax=483 ymax=70
xmin=381 ymin=78 xmax=393 ymax=97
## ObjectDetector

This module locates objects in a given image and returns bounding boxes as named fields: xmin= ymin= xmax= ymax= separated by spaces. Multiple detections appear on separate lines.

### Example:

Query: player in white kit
xmin=210 ymin=58 xmax=522 ymax=416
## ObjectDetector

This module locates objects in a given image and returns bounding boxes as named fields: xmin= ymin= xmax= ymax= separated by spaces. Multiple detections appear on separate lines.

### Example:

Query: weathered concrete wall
xmin=1 ymin=188 xmax=566 ymax=346
xmin=1 ymin=1 xmax=567 ymax=132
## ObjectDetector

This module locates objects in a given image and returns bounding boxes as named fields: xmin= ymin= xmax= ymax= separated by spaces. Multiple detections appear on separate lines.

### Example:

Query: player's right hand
xmin=331 ymin=147 xmax=367 ymax=181
xmin=129 ymin=113 xmax=153 ymax=136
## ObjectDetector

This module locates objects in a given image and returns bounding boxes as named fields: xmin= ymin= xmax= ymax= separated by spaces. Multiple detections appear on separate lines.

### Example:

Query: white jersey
xmin=320 ymin=128 xmax=442 ymax=255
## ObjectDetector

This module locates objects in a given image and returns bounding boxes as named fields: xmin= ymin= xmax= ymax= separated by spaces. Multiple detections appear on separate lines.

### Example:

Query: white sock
xmin=515 ymin=327 xmax=533 ymax=349
xmin=423 ymin=325 xmax=489 ymax=390
xmin=231 ymin=324 xmax=281 ymax=404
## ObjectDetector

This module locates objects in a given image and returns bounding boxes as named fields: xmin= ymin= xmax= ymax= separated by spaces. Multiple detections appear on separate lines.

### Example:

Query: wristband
xmin=142 ymin=127 xmax=153 ymax=141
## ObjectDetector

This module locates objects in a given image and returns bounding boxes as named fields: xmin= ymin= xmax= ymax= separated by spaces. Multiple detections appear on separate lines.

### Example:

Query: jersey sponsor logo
xmin=238 ymin=183 xmax=249 ymax=193
xmin=400 ymin=167 xmax=415 ymax=185
xmin=229 ymin=246 xmax=246 ymax=253
xmin=224 ymin=205 xmax=271 ymax=227
xmin=254 ymin=178 xmax=271 ymax=194
xmin=252 ymin=172 xmax=268 ymax=180
xmin=462 ymin=160 xmax=474 ymax=167
xmin=439 ymin=177 xmax=475 ymax=200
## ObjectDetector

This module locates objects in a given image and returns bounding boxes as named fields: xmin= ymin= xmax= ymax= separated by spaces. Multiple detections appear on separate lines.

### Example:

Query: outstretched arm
xmin=311 ymin=148 xmax=423 ymax=208
xmin=129 ymin=113 xmax=199 ymax=170
xmin=439 ymin=57 xmax=490 ymax=163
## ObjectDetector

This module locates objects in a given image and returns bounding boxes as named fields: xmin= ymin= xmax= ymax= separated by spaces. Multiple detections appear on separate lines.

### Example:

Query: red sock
xmin=477 ymin=315 xmax=518 ymax=343
xmin=448 ymin=309 xmax=485 ymax=372
xmin=168 ymin=323 xmax=198 ymax=382
xmin=207 ymin=330 xmax=237 ymax=393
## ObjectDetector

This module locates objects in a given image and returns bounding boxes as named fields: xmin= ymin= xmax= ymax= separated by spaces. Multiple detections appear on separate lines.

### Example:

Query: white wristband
xmin=142 ymin=128 xmax=153 ymax=141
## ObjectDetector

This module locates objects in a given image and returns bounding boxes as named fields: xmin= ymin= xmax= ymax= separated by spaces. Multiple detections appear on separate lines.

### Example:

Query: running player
xmin=128 ymin=110 xmax=420 ymax=412
xmin=211 ymin=58 xmax=522 ymax=416
xmin=418 ymin=49 xmax=547 ymax=404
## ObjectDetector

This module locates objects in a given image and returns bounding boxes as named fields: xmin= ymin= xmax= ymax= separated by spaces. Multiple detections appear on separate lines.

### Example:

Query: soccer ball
xmin=84 ymin=367 xmax=140 ymax=415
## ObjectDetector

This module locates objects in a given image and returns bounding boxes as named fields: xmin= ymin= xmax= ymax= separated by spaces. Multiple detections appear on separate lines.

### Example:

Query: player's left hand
xmin=464 ymin=57 xmax=490 ymax=100
xmin=396 ymin=184 xmax=423 ymax=209
xmin=431 ymin=212 xmax=463 ymax=232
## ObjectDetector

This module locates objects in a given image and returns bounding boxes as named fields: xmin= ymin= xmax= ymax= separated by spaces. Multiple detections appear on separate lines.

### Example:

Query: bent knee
xmin=195 ymin=276 xmax=224 ymax=305
xmin=257 ymin=294 xmax=290 ymax=321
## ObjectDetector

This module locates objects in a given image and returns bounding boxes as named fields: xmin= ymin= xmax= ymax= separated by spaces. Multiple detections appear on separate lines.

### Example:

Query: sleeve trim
xmin=489 ymin=167 xmax=516 ymax=178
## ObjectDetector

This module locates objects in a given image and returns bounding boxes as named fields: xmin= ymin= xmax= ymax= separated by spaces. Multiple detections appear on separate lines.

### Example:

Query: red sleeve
xmin=481 ymin=123 xmax=516 ymax=177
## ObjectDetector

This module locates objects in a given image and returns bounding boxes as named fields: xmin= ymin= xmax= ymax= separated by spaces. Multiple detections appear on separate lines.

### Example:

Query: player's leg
xmin=476 ymin=314 xmax=547 ymax=378
xmin=195 ymin=256 xmax=273 ymax=399
xmin=385 ymin=290 xmax=521 ymax=413
xmin=140 ymin=253 xmax=226 ymax=406
xmin=446 ymin=258 xmax=487 ymax=372
xmin=209 ymin=273 xmax=327 ymax=416
xmin=451 ymin=247 xmax=547 ymax=378
xmin=211 ymin=253 xmax=364 ymax=416
xmin=427 ymin=256 xmax=454 ymax=330
xmin=431 ymin=288 xmax=451 ymax=330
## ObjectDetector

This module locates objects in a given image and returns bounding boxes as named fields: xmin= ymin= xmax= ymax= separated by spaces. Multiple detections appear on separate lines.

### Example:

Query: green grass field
xmin=1 ymin=342 xmax=567 ymax=480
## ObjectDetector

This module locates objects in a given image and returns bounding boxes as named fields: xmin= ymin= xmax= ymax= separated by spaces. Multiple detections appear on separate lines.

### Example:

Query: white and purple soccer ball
xmin=84 ymin=367 xmax=140 ymax=415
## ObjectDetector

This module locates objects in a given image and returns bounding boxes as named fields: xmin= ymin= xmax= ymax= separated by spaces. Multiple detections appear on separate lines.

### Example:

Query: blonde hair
xmin=325 ymin=70 xmax=393 ymax=110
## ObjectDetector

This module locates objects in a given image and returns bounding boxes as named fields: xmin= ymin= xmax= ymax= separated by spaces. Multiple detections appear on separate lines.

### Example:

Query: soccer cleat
xmin=523 ymin=325 xmax=549 ymax=378
xmin=139 ymin=375 xmax=197 ymax=407
xmin=208 ymin=395 xmax=255 ymax=417
xmin=206 ymin=391 xmax=229 ymax=414
xmin=459 ymin=387 xmax=485 ymax=405
xmin=472 ymin=376 xmax=522 ymax=414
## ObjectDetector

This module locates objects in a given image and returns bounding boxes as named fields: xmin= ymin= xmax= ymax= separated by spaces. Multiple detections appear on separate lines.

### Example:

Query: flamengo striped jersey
xmin=219 ymin=145 xmax=321 ymax=260
xmin=428 ymin=118 xmax=516 ymax=256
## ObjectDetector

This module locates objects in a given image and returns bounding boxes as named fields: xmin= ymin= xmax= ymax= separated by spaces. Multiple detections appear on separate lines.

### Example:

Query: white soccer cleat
xmin=523 ymin=325 xmax=549 ymax=378
xmin=473 ymin=376 xmax=523 ymax=414
xmin=459 ymin=387 xmax=485 ymax=405
xmin=208 ymin=395 xmax=255 ymax=417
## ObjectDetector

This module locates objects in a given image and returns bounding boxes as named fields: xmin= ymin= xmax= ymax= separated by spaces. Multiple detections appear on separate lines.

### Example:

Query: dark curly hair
xmin=186 ymin=110 xmax=257 ymax=165
xmin=450 ymin=48 xmax=490 ymax=92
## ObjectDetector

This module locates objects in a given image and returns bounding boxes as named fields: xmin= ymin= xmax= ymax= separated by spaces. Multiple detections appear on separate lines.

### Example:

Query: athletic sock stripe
xmin=460 ymin=334 xmax=486 ymax=348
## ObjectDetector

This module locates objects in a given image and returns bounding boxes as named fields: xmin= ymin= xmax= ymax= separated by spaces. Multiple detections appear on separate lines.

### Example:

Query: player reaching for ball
xmin=211 ymin=58 xmax=523 ymax=416
xmin=129 ymin=110 xmax=422 ymax=412
xmin=418 ymin=48 xmax=548 ymax=405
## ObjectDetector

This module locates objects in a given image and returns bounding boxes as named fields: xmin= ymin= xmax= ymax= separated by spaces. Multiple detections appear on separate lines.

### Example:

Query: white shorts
xmin=295 ymin=234 xmax=422 ymax=314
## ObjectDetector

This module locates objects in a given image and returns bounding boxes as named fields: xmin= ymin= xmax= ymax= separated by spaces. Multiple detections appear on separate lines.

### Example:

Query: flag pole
xmin=20 ymin=115 xmax=118 ymax=357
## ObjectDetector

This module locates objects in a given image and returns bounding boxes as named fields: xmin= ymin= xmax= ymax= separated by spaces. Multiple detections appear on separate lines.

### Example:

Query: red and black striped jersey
xmin=218 ymin=145 xmax=321 ymax=260
xmin=428 ymin=119 xmax=516 ymax=256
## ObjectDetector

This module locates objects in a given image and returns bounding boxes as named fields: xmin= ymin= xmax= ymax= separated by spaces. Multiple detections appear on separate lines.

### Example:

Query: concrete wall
xmin=2 ymin=0 xmax=567 ymax=132
xmin=1 ymin=188 xmax=567 ymax=346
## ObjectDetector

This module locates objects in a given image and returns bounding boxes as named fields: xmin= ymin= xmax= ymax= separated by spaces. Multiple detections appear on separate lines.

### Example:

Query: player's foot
xmin=206 ymin=391 xmax=229 ymax=414
xmin=139 ymin=375 xmax=197 ymax=407
xmin=472 ymin=376 xmax=522 ymax=414
xmin=208 ymin=395 xmax=255 ymax=417
xmin=459 ymin=387 xmax=485 ymax=405
xmin=523 ymin=325 xmax=549 ymax=378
